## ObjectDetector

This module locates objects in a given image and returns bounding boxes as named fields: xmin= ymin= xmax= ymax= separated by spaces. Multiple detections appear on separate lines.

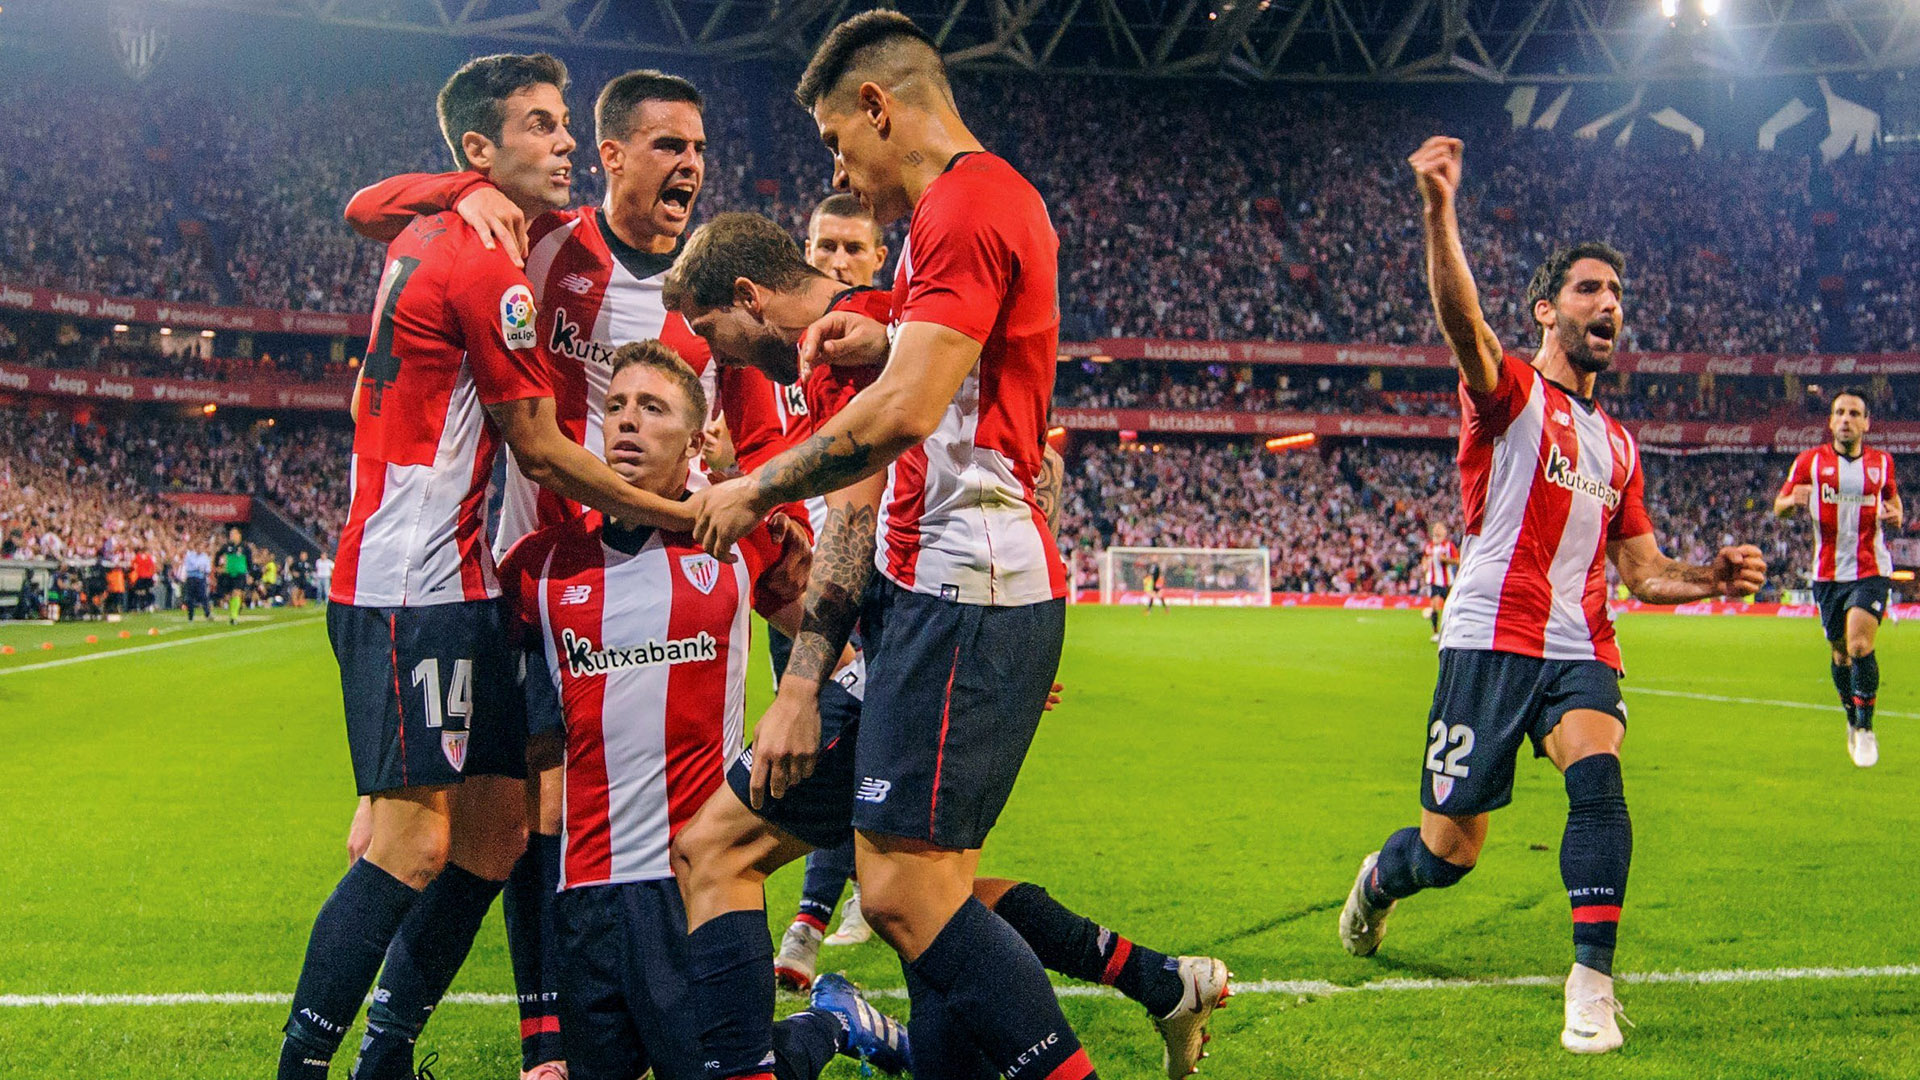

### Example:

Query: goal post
xmin=1099 ymin=547 xmax=1272 ymax=606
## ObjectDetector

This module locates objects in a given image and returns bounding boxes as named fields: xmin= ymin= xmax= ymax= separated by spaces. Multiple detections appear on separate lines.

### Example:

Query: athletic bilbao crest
xmin=1431 ymin=773 xmax=1455 ymax=806
xmin=442 ymin=731 xmax=469 ymax=772
xmin=680 ymin=553 xmax=720 ymax=595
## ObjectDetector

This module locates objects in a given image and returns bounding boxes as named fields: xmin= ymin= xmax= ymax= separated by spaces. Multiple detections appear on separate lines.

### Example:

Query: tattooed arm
xmin=691 ymin=322 xmax=982 ymax=558
xmin=1037 ymin=444 xmax=1064 ymax=540
xmin=1609 ymin=533 xmax=1766 ymax=605
xmin=744 ymin=474 xmax=885 ymax=808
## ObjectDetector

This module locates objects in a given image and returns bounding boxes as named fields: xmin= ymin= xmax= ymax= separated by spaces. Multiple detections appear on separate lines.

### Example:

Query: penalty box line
xmin=7 ymin=964 xmax=1919 ymax=1008
xmin=0 ymin=617 xmax=322 ymax=676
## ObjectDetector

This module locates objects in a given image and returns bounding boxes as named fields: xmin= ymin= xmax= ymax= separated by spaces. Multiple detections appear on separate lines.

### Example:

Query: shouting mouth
xmin=658 ymin=180 xmax=698 ymax=219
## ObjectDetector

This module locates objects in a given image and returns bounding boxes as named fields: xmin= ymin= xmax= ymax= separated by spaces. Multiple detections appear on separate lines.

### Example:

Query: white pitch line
xmin=0 ymin=617 xmax=322 ymax=676
xmin=1631 ymin=686 xmax=1920 ymax=720
xmin=7 ymin=964 xmax=1918 ymax=1008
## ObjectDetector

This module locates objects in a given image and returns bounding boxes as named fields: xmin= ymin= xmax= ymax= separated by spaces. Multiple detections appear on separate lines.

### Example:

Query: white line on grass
xmin=0 ymin=617 xmax=322 ymax=676
xmin=1631 ymin=686 xmax=1920 ymax=720
xmin=8 ymin=964 xmax=1917 ymax=1008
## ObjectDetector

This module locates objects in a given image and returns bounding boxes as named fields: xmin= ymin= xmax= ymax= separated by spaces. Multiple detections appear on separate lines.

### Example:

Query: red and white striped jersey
xmin=337 ymin=173 xmax=717 ymax=557
xmin=789 ymin=287 xmax=891 ymax=535
xmin=495 ymin=206 xmax=715 ymax=556
xmin=1440 ymin=355 xmax=1653 ymax=671
xmin=1423 ymin=540 xmax=1459 ymax=588
xmin=1780 ymin=445 xmax=1899 ymax=582
xmin=330 ymin=213 xmax=551 ymax=608
xmin=499 ymin=512 xmax=791 ymax=888
xmin=880 ymin=152 xmax=1066 ymax=606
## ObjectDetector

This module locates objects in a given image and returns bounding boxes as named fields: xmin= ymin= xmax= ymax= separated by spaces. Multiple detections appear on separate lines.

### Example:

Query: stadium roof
xmin=150 ymin=0 xmax=1920 ymax=82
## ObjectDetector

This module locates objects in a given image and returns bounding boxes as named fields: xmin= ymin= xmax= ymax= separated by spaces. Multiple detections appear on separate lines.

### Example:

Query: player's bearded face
xmin=1549 ymin=262 xmax=1624 ymax=374
xmin=691 ymin=306 xmax=801 ymax=385
xmin=489 ymin=84 xmax=576 ymax=212
xmin=604 ymin=368 xmax=701 ymax=492
xmin=1830 ymin=397 xmax=1868 ymax=446
xmin=607 ymin=100 xmax=705 ymax=240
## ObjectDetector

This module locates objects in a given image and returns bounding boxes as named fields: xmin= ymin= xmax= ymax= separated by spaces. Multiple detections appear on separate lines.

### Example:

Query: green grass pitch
xmin=2 ymin=604 xmax=1917 ymax=1078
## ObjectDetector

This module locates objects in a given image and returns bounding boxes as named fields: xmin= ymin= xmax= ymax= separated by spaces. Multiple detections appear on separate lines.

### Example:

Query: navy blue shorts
xmin=1422 ymin=648 xmax=1626 ymax=816
xmin=521 ymin=646 xmax=566 ymax=740
xmin=328 ymin=600 xmax=526 ymax=795
xmin=851 ymin=579 xmax=1066 ymax=850
xmin=727 ymin=675 xmax=865 ymax=851
xmin=1813 ymin=577 xmax=1891 ymax=643
xmin=1429 ymin=584 xmax=1450 ymax=599
xmin=553 ymin=879 xmax=704 ymax=1080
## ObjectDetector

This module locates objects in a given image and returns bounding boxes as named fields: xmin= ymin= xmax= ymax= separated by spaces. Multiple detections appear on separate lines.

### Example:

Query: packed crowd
xmin=3 ymin=68 xmax=1915 ymax=357
xmin=0 ymin=407 xmax=352 ymax=571
xmin=1059 ymin=438 xmax=1820 ymax=595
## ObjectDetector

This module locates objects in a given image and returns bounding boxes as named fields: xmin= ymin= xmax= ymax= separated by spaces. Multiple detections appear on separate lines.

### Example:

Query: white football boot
xmin=1561 ymin=963 xmax=1632 ymax=1054
xmin=1851 ymin=727 xmax=1880 ymax=768
xmin=823 ymin=886 xmax=874 ymax=946
xmin=1338 ymin=851 xmax=1395 ymax=957
xmin=1150 ymin=955 xmax=1232 ymax=1078
xmin=773 ymin=920 xmax=823 ymax=992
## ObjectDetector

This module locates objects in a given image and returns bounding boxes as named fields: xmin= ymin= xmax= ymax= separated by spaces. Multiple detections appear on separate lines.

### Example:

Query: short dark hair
xmin=1833 ymin=387 xmax=1872 ymax=416
xmin=1525 ymin=241 xmax=1625 ymax=331
xmin=796 ymin=10 xmax=947 ymax=111
xmin=595 ymin=69 xmax=703 ymax=145
xmin=661 ymin=213 xmax=825 ymax=313
xmin=609 ymin=339 xmax=707 ymax=427
xmin=810 ymin=193 xmax=881 ymax=243
xmin=437 ymin=53 xmax=570 ymax=169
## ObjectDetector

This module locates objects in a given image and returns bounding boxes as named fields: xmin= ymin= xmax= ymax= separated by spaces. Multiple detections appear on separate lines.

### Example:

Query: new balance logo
xmin=855 ymin=777 xmax=892 ymax=803
xmin=559 ymin=273 xmax=594 ymax=295
xmin=560 ymin=584 xmax=592 ymax=605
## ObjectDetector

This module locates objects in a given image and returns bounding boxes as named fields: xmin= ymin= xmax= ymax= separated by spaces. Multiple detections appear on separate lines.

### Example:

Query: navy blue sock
xmin=796 ymin=842 xmax=856 ymax=929
xmin=1562 ymin=754 xmax=1631 ymax=977
xmin=1365 ymin=826 xmax=1472 ymax=908
xmin=1852 ymin=651 xmax=1880 ymax=730
xmin=353 ymin=863 xmax=505 ymax=1079
xmin=907 ymin=897 xmax=1097 ymax=1080
xmin=688 ymin=908 xmax=777 ymax=1080
xmin=279 ymin=860 xmax=421 ymax=1079
xmin=991 ymin=883 xmax=1185 ymax=1018
xmin=771 ymin=1009 xmax=843 ymax=1080
xmin=504 ymin=831 xmax=564 ymax=1070
xmin=1832 ymin=658 xmax=1858 ymax=725
xmin=902 ymin=959 xmax=994 ymax=1080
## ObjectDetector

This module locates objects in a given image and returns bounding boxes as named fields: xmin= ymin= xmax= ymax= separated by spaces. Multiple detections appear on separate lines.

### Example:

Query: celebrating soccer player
xmin=1421 ymin=521 xmax=1459 ymax=642
xmin=1775 ymin=389 xmax=1902 ymax=768
xmin=278 ymin=55 xmax=701 ymax=1080
xmin=1335 ymin=135 xmax=1768 ymax=1057
xmin=663 ymin=210 xmax=1227 ymax=1077
xmin=680 ymin=16 xmax=1226 ymax=1078
xmin=495 ymin=340 xmax=907 ymax=1080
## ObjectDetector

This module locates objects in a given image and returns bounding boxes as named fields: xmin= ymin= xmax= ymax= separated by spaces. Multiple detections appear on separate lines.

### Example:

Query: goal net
xmin=1099 ymin=547 xmax=1271 ymax=606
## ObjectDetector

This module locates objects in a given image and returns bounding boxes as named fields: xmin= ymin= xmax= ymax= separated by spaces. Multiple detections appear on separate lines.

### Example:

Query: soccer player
xmin=342 ymin=68 xmax=724 ymax=1077
xmin=665 ymin=207 xmax=1222 ymax=1079
xmin=1774 ymin=389 xmax=1902 ymax=768
xmin=215 ymin=526 xmax=250 ymax=624
xmin=1144 ymin=561 xmax=1167 ymax=613
xmin=1336 ymin=135 xmax=1768 ymax=1057
xmin=685 ymin=23 xmax=1231 ymax=1071
xmin=496 ymin=340 xmax=907 ymax=1080
xmin=279 ymin=54 xmax=699 ymax=1080
xmin=1420 ymin=521 xmax=1459 ymax=642
xmin=771 ymin=193 xmax=890 ymax=983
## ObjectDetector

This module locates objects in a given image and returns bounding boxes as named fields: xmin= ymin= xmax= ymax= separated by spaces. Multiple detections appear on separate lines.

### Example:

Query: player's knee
xmin=372 ymin=827 xmax=451 ymax=889
xmin=1848 ymin=640 xmax=1874 ymax=660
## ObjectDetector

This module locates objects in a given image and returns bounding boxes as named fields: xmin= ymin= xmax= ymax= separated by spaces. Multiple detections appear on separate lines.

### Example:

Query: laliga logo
xmin=501 ymin=287 xmax=533 ymax=329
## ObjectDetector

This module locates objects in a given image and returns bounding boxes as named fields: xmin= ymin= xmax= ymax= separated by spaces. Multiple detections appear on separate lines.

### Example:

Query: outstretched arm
xmin=1411 ymin=136 xmax=1503 ymax=396
xmin=1609 ymin=534 xmax=1766 ymax=605
xmin=345 ymin=172 xmax=529 ymax=264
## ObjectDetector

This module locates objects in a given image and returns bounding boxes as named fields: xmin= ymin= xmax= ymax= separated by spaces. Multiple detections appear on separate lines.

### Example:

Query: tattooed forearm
xmin=1037 ymin=445 xmax=1063 ymax=540
xmin=783 ymin=501 xmax=878 ymax=685
xmin=1628 ymin=556 xmax=1719 ymax=605
xmin=752 ymin=431 xmax=879 ymax=511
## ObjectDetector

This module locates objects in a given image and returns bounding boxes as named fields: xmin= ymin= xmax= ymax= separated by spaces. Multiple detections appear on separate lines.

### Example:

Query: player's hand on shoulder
xmin=1712 ymin=544 xmax=1767 ymax=598
xmin=457 ymin=184 xmax=529 ymax=268
xmin=797 ymin=310 xmax=889 ymax=380
xmin=1408 ymin=136 xmax=1464 ymax=206
xmin=761 ymin=512 xmax=813 ymax=609
xmin=749 ymin=683 xmax=822 ymax=809
xmin=691 ymin=476 xmax=763 ymax=561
